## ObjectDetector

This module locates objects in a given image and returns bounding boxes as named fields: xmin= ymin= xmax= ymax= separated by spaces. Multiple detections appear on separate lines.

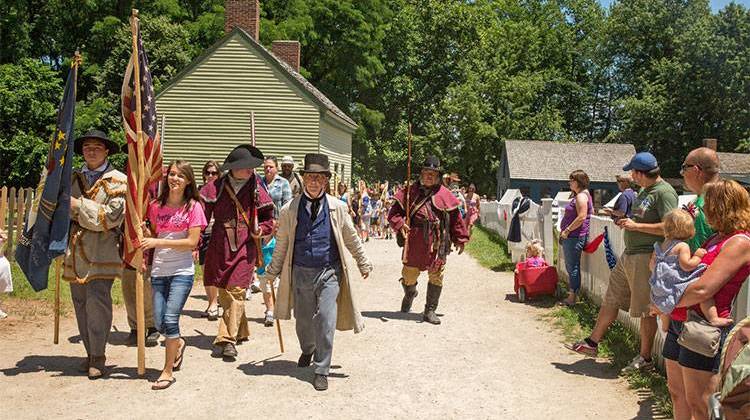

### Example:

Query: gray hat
xmin=281 ymin=155 xmax=295 ymax=166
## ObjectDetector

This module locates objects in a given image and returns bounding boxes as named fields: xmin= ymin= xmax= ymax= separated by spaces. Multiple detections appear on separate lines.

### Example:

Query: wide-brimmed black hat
xmin=422 ymin=155 xmax=442 ymax=172
xmin=74 ymin=129 xmax=118 ymax=155
xmin=220 ymin=144 xmax=264 ymax=171
xmin=300 ymin=153 xmax=331 ymax=176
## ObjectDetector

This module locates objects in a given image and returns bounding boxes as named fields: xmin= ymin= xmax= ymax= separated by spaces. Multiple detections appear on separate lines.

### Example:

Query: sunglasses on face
xmin=205 ymin=170 xmax=219 ymax=176
xmin=680 ymin=163 xmax=700 ymax=174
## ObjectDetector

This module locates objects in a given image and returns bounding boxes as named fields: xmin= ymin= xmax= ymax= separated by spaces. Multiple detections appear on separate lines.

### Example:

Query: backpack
xmin=715 ymin=316 xmax=750 ymax=419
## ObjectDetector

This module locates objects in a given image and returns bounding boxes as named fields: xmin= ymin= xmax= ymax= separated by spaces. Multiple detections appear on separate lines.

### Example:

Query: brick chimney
xmin=225 ymin=0 xmax=259 ymax=41
xmin=272 ymin=40 xmax=301 ymax=72
xmin=703 ymin=138 xmax=718 ymax=151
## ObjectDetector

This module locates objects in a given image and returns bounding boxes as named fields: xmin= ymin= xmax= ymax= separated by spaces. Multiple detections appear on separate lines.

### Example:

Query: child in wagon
xmin=515 ymin=239 xmax=548 ymax=273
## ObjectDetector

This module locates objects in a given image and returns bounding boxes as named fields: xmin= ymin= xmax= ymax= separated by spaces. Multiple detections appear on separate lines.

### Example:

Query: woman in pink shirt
xmin=142 ymin=160 xmax=207 ymax=390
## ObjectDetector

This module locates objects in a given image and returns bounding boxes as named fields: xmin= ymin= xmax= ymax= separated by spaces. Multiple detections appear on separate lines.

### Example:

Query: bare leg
xmin=682 ymin=366 xmax=717 ymax=420
xmin=205 ymin=285 xmax=218 ymax=312
xmin=660 ymin=314 xmax=670 ymax=333
xmin=589 ymin=305 xmax=619 ymax=343
xmin=158 ymin=337 xmax=182 ymax=382
xmin=639 ymin=316 xmax=657 ymax=359
xmin=664 ymin=360 xmax=691 ymax=420
xmin=700 ymin=299 xmax=733 ymax=327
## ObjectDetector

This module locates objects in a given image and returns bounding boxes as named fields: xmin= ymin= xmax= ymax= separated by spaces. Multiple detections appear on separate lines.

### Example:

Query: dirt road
xmin=0 ymin=239 xmax=653 ymax=419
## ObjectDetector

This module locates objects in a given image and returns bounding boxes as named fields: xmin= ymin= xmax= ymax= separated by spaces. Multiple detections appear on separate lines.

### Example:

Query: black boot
xmin=400 ymin=280 xmax=419 ymax=313
xmin=423 ymin=283 xmax=442 ymax=325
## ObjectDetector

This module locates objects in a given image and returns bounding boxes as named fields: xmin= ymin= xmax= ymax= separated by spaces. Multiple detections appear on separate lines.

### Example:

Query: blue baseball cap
xmin=623 ymin=152 xmax=658 ymax=172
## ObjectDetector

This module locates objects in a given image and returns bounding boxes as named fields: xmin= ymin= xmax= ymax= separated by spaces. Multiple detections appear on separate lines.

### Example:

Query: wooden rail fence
xmin=0 ymin=186 xmax=35 ymax=261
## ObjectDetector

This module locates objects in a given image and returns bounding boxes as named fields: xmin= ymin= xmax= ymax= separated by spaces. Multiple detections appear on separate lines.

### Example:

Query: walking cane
xmin=250 ymin=111 xmax=284 ymax=353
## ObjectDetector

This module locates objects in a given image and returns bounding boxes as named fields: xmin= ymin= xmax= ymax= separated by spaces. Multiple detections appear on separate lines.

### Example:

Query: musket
xmin=250 ymin=112 xmax=264 ymax=268
xmin=402 ymin=123 xmax=412 ymax=264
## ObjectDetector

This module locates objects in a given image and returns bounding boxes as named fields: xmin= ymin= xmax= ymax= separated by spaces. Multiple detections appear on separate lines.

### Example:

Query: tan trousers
xmin=401 ymin=264 xmax=445 ymax=287
xmin=214 ymin=287 xmax=250 ymax=345
xmin=121 ymin=267 xmax=155 ymax=330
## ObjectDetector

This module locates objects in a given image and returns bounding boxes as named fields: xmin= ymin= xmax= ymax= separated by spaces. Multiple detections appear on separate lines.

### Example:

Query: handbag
xmin=677 ymin=309 xmax=722 ymax=358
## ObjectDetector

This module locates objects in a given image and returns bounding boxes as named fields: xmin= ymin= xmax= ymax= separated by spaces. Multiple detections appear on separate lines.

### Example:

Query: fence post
xmin=7 ymin=187 xmax=16 ymax=261
xmin=0 ymin=186 xmax=7 ymax=232
xmin=541 ymin=198 xmax=554 ymax=264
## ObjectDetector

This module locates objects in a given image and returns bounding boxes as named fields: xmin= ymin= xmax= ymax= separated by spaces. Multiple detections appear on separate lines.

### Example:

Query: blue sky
xmin=598 ymin=0 xmax=750 ymax=12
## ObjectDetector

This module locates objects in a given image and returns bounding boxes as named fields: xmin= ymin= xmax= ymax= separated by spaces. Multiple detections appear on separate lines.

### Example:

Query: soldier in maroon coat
xmin=203 ymin=145 xmax=274 ymax=358
xmin=388 ymin=156 xmax=469 ymax=324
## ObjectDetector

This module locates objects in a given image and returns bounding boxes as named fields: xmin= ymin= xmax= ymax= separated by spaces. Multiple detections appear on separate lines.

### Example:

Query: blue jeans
xmin=151 ymin=274 xmax=194 ymax=339
xmin=561 ymin=236 xmax=586 ymax=293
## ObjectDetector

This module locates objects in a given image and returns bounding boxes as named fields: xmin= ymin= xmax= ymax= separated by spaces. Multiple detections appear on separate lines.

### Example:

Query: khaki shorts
xmin=402 ymin=265 xmax=444 ymax=286
xmin=602 ymin=252 xmax=653 ymax=318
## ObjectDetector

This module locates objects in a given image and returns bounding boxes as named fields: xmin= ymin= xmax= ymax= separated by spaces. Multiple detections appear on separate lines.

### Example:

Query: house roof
xmin=717 ymin=152 xmax=750 ymax=175
xmin=157 ymin=27 xmax=357 ymax=129
xmin=503 ymin=140 xmax=636 ymax=183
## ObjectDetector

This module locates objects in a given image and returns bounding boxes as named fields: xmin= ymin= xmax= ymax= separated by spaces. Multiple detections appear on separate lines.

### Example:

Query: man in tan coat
xmin=262 ymin=153 xmax=372 ymax=391
xmin=63 ymin=130 xmax=126 ymax=379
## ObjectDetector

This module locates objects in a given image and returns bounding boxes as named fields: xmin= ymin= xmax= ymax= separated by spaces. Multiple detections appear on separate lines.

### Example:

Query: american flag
xmin=121 ymin=16 xmax=162 ymax=270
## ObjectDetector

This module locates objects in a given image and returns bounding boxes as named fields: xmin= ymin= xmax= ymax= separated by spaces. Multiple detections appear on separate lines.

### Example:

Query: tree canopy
xmin=0 ymin=0 xmax=748 ymax=193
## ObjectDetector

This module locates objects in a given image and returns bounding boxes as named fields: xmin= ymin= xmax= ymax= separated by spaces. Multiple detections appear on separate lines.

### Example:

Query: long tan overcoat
xmin=63 ymin=165 xmax=126 ymax=283
xmin=262 ymin=194 xmax=372 ymax=333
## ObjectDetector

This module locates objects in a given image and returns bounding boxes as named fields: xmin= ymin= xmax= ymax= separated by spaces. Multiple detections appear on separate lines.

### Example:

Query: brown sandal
xmin=151 ymin=377 xmax=176 ymax=390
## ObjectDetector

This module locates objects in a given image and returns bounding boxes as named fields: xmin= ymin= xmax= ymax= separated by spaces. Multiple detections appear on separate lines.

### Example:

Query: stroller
xmin=709 ymin=315 xmax=750 ymax=420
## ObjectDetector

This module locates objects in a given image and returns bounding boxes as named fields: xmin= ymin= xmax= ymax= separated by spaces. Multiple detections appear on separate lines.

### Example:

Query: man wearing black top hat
xmin=202 ymin=144 xmax=275 ymax=358
xmin=262 ymin=153 xmax=372 ymax=391
xmin=388 ymin=155 xmax=469 ymax=325
xmin=63 ymin=129 xmax=127 ymax=379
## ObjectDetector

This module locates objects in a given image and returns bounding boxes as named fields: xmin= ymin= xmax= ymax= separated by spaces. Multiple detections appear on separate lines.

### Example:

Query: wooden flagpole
xmin=53 ymin=51 xmax=81 ymax=345
xmin=53 ymin=257 xmax=62 ymax=344
xmin=130 ymin=9 xmax=146 ymax=376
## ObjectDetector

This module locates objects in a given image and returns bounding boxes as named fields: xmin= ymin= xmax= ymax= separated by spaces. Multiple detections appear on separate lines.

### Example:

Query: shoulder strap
xmin=223 ymin=182 xmax=251 ymax=227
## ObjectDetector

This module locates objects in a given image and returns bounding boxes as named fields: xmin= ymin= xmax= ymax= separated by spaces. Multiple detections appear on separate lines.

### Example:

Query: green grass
xmin=541 ymin=290 xmax=673 ymax=418
xmin=465 ymin=224 xmax=515 ymax=272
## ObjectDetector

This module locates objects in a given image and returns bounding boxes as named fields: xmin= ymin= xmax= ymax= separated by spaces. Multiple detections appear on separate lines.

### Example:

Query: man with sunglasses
xmin=262 ymin=153 xmax=372 ymax=391
xmin=679 ymin=148 xmax=720 ymax=251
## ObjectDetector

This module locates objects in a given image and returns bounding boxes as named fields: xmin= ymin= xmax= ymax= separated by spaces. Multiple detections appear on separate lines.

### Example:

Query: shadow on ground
xmin=361 ymin=311 xmax=423 ymax=322
xmin=237 ymin=355 xmax=349 ymax=384
xmin=550 ymin=359 xmax=619 ymax=379
xmin=1 ymin=355 xmax=160 ymax=380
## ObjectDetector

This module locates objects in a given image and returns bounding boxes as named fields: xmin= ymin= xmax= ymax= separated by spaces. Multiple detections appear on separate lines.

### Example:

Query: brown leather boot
xmin=400 ymin=280 xmax=418 ymax=313
xmin=88 ymin=356 xmax=106 ymax=380
xmin=423 ymin=283 xmax=442 ymax=325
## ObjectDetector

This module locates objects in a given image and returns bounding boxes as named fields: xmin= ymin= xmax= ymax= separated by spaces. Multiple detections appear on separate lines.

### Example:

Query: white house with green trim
xmin=156 ymin=2 xmax=356 ymax=184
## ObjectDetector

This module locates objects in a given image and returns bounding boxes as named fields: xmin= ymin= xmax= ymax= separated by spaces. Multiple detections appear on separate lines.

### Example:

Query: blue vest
xmin=293 ymin=195 xmax=341 ymax=268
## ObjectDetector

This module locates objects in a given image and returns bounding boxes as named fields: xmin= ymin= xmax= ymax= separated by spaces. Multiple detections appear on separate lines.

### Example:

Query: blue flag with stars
xmin=15 ymin=57 xmax=78 ymax=291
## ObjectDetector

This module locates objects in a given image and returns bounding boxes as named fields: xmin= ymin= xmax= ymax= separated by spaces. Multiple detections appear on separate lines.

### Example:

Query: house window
xmin=334 ymin=163 xmax=339 ymax=173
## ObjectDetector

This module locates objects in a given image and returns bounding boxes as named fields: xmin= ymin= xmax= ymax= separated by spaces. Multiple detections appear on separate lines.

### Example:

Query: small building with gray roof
xmin=497 ymin=140 xmax=637 ymax=204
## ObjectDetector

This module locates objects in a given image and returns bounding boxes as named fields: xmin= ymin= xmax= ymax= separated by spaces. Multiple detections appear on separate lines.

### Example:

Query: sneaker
xmin=145 ymin=328 xmax=160 ymax=347
xmin=564 ymin=340 xmax=598 ymax=357
xmin=0 ymin=308 xmax=8 ymax=319
xmin=264 ymin=312 xmax=274 ymax=327
xmin=245 ymin=288 xmax=253 ymax=301
xmin=250 ymin=283 xmax=262 ymax=294
xmin=621 ymin=355 xmax=654 ymax=373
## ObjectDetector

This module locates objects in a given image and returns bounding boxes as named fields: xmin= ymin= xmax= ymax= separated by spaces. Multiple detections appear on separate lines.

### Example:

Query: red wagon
xmin=513 ymin=262 xmax=561 ymax=302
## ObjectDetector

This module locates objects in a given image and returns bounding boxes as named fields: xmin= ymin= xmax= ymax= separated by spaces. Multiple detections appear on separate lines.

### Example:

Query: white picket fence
xmin=479 ymin=195 xmax=750 ymax=366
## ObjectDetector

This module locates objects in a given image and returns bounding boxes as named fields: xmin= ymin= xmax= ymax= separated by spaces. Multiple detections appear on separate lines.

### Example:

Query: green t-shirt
xmin=624 ymin=179 xmax=678 ymax=254
xmin=686 ymin=195 xmax=714 ymax=252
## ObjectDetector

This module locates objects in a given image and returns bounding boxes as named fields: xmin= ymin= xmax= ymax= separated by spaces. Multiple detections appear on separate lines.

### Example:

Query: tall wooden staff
xmin=130 ymin=9 xmax=147 ymax=375
xmin=250 ymin=112 xmax=284 ymax=353
xmin=402 ymin=123 xmax=412 ymax=263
